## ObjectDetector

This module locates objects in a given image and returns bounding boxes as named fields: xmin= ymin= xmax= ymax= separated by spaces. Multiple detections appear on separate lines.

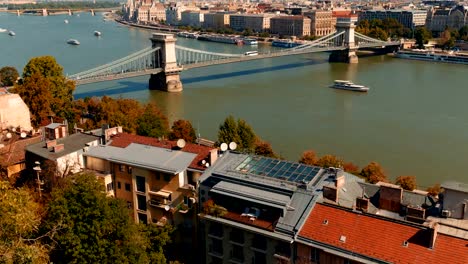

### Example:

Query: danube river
xmin=1 ymin=12 xmax=467 ymax=188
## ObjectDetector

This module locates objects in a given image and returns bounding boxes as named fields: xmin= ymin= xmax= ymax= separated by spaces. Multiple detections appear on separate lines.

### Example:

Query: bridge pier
xmin=329 ymin=49 xmax=358 ymax=64
xmin=329 ymin=18 xmax=358 ymax=63
xmin=149 ymin=33 xmax=183 ymax=92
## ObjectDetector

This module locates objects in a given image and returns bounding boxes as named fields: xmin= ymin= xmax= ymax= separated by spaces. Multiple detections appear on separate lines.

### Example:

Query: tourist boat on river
xmin=198 ymin=34 xmax=243 ymax=45
xmin=242 ymin=38 xmax=258 ymax=45
xmin=330 ymin=80 xmax=369 ymax=92
xmin=271 ymin=39 xmax=302 ymax=48
xmin=67 ymin=39 xmax=80 ymax=45
xmin=8 ymin=31 xmax=15 ymax=36
xmin=0 ymin=28 xmax=7 ymax=33
xmin=94 ymin=31 xmax=101 ymax=36
xmin=393 ymin=49 xmax=468 ymax=65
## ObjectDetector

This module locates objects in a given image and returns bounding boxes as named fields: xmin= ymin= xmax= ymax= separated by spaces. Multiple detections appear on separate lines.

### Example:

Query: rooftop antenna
xmin=176 ymin=138 xmax=186 ymax=149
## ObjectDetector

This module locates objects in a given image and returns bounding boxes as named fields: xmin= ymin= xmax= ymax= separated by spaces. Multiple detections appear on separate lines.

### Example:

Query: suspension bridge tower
xmin=329 ymin=18 xmax=359 ymax=64
xmin=149 ymin=33 xmax=183 ymax=92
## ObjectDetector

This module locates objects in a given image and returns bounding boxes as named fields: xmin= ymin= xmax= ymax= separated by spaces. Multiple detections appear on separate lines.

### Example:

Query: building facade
xmin=304 ymin=10 xmax=336 ymax=37
xmin=203 ymin=12 xmax=230 ymax=30
xmin=181 ymin=10 xmax=205 ymax=27
xmin=270 ymin=16 xmax=311 ymax=37
xmin=358 ymin=9 xmax=427 ymax=29
xmin=426 ymin=5 xmax=468 ymax=34
xmin=229 ymin=14 xmax=274 ymax=32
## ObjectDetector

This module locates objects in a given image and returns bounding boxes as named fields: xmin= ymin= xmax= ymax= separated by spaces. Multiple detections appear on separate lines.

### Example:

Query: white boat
xmin=330 ymin=80 xmax=369 ymax=92
xmin=67 ymin=39 xmax=80 ymax=45
xmin=94 ymin=31 xmax=101 ymax=36
xmin=393 ymin=50 xmax=468 ymax=65
xmin=64 ymin=19 xmax=69 ymax=24
xmin=242 ymin=38 xmax=258 ymax=45
xmin=0 ymin=28 xmax=7 ymax=33
xmin=8 ymin=31 xmax=15 ymax=36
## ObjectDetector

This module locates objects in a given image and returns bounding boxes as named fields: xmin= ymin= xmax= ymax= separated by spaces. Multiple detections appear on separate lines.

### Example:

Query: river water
xmin=1 ymin=12 xmax=467 ymax=187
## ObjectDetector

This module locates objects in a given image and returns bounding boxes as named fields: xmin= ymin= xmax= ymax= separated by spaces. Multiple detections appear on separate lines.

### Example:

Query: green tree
xmin=299 ymin=150 xmax=317 ymax=165
xmin=217 ymin=115 xmax=240 ymax=146
xmin=237 ymin=119 xmax=257 ymax=151
xmin=414 ymin=27 xmax=431 ymax=49
xmin=315 ymin=154 xmax=343 ymax=168
xmin=459 ymin=26 xmax=468 ymax=41
xmin=143 ymin=224 xmax=174 ymax=263
xmin=169 ymin=119 xmax=197 ymax=143
xmin=17 ymin=56 xmax=75 ymax=122
xmin=0 ymin=181 xmax=49 ymax=263
xmin=369 ymin=27 xmax=388 ymax=41
xmin=0 ymin=66 xmax=19 ymax=87
xmin=136 ymin=103 xmax=170 ymax=138
xmin=42 ymin=173 xmax=151 ymax=263
xmin=14 ymin=72 xmax=53 ymax=127
xmin=360 ymin=161 xmax=387 ymax=184
xmin=395 ymin=175 xmax=417 ymax=191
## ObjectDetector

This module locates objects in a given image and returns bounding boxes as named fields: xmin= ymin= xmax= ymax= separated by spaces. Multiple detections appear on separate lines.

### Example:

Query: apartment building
xmin=204 ymin=12 xmax=230 ymax=30
xmin=358 ymin=9 xmax=427 ymax=29
xmin=296 ymin=203 xmax=468 ymax=263
xmin=229 ymin=14 xmax=274 ymax=32
xmin=198 ymin=151 xmax=330 ymax=264
xmin=270 ymin=16 xmax=311 ymax=37
xmin=84 ymin=133 xmax=217 ymax=224
xmin=304 ymin=10 xmax=336 ymax=36
xmin=181 ymin=10 xmax=205 ymax=27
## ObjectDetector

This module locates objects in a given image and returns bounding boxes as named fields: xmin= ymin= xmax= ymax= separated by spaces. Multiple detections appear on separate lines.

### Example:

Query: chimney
xmin=101 ymin=124 xmax=110 ymax=145
xmin=53 ymin=144 xmax=65 ymax=153
xmin=356 ymin=197 xmax=369 ymax=212
xmin=335 ymin=173 xmax=345 ymax=189
xmin=46 ymin=140 xmax=57 ymax=149
xmin=323 ymin=185 xmax=338 ymax=203
xmin=378 ymin=182 xmax=403 ymax=212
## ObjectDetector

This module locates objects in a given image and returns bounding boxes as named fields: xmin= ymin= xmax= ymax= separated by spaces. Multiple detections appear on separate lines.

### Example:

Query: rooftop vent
xmin=322 ymin=219 xmax=328 ymax=225
xmin=403 ymin=240 xmax=409 ymax=247
xmin=339 ymin=235 xmax=346 ymax=243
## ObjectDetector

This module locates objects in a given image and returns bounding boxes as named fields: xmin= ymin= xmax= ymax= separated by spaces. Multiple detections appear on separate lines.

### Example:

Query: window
xmin=106 ymin=182 xmax=113 ymax=192
xmin=252 ymin=235 xmax=267 ymax=250
xmin=156 ymin=173 xmax=161 ymax=180
xmin=137 ymin=194 xmax=147 ymax=211
xmin=163 ymin=174 xmax=171 ymax=182
xmin=138 ymin=213 xmax=147 ymax=224
xmin=119 ymin=164 xmax=125 ymax=172
xmin=230 ymin=244 xmax=244 ymax=262
xmin=254 ymin=251 xmax=267 ymax=264
xmin=127 ymin=201 xmax=132 ymax=209
xmin=136 ymin=176 xmax=145 ymax=193
xmin=125 ymin=183 xmax=131 ymax=192
xmin=310 ymin=247 xmax=320 ymax=263
xmin=117 ymin=182 xmax=121 ymax=189
xmin=229 ymin=228 xmax=244 ymax=244
xmin=127 ymin=166 xmax=132 ymax=174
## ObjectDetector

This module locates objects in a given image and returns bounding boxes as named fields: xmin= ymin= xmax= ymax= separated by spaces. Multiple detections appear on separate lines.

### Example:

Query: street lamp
xmin=33 ymin=161 xmax=43 ymax=198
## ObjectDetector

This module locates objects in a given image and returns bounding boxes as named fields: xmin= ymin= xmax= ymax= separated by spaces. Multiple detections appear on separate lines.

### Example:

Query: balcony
xmin=222 ymin=211 xmax=276 ymax=231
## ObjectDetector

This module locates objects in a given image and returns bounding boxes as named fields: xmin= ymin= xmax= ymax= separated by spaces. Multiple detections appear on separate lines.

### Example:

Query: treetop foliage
xmin=42 ymin=172 xmax=173 ymax=264
xmin=395 ymin=175 xmax=417 ymax=191
xmin=0 ymin=66 xmax=19 ymax=87
xmin=360 ymin=161 xmax=387 ymax=184
xmin=0 ymin=181 xmax=49 ymax=263
xmin=169 ymin=119 xmax=197 ymax=143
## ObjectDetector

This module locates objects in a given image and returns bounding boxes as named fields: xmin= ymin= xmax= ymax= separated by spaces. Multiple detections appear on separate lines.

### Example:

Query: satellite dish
xmin=205 ymin=162 xmax=210 ymax=168
xmin=229 ymin=142 xmax=237 ymax=150
xmin=6 ymin=133 xmax=12 ymax=139
xmin=201 ymin=160 xmax=206 ymax=165
xmin=164 ymin=205 xmax=170 ymax=211
xmin=177 ymin=138 xmax=186 ymax=148
xmin=20 ymin=132 xmax=26 ymax=138
xmin=220 ymin=142 xmax=228 ymax=151
xmin=112 ymin=130 xmax=117 ymax=135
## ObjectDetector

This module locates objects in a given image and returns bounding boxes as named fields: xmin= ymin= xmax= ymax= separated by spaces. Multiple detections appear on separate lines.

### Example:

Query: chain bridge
xmin=68 ymin=19 xmax=400 ymax=92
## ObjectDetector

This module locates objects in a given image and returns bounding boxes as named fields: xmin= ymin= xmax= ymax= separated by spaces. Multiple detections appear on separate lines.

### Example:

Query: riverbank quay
xmin=116 ymin=19 xmax=180 ymax=33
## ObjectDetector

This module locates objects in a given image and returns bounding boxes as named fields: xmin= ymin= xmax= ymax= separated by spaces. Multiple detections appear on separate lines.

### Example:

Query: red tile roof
xmin=332 ymin=11 xmax=357 ymax=17
xmin=109 ymin=133 xmax=215 ymax=171
xmin=0 ymin=135 xmax=42 ymax=166
xmin=298 ymin=203 xmax=468 ymax=264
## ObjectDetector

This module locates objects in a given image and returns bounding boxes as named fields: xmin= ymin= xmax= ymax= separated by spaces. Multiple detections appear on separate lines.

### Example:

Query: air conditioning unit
xmin=441 ymin=209 xmax=451 ymax=218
